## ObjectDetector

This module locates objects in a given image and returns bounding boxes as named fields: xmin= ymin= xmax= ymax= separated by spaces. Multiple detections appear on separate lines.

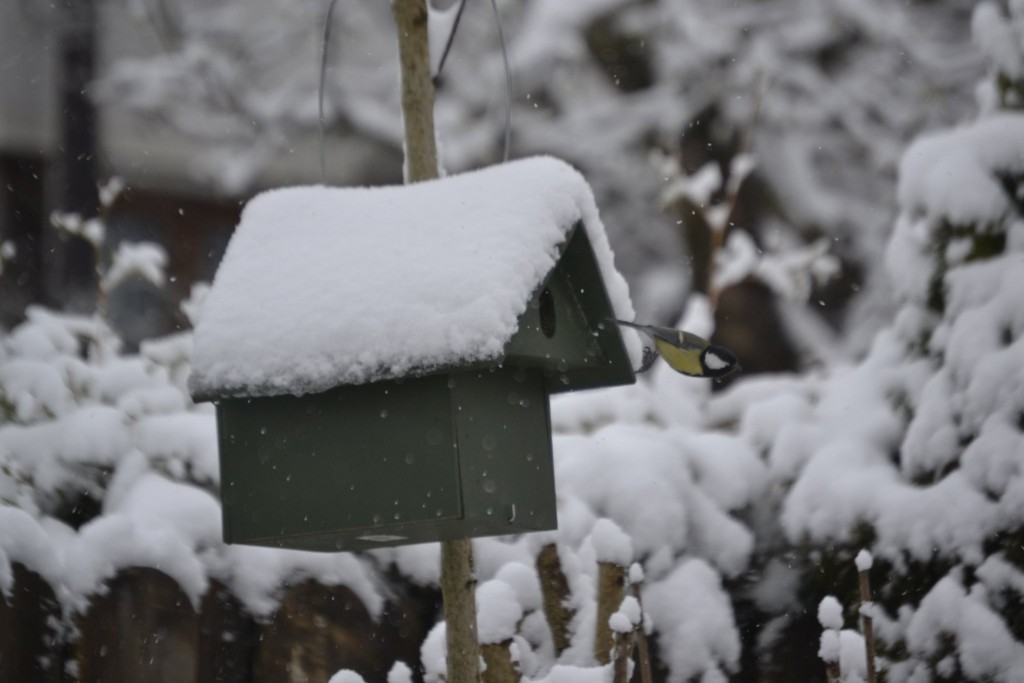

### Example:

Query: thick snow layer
xmin=855 ymin=549 xmax=873 ymax=572
xmin=494 ymin=561 xmax=543 ymax=613
xmin=554 ymin=424 xmax=760 ymax=578
xmin=328 ymin=670 xmax=366 ymax=683
xmin=0 ymin=507 xmax=63 ymax=595
xmin=420 ymin=622 xmax=447 ymax=683
xmin=904 ymin=576 xmax=1024 ymax=681
xmin=818 ymin=629 xmax=840 ymax=664
xmin=530 ymin=665 xmax=609 ymax=683
xmin=589 ymin=518 xmax=633 ymax=566
xmin=387 ymin=662 xmax=414 ymax=683
xmin=190 ymin=156 xmax=639 ymax=398
xmin=818 ymin=595 xmax=844 ymax=630
xmin=477 ymin=578 xmax=524 ymax=644
xmin=644 ymin=559 xmax=740 ymax=683
xmin=55 ymin=463 xmax=219 ymax=611
xmin=838 ymin=629 xmax=868 ymax=681
xmin=609 ymin=595 xmax=641 ymax=633
xmin=898 ymin=114 xmax=1024 ymax=226
xmin=972 ymin=3 xmax=1024 ymax=80
xmin=608 ymin=611 xmax=633 ymax=635
xmin=101 ymin=241 xmax=167 ymax=292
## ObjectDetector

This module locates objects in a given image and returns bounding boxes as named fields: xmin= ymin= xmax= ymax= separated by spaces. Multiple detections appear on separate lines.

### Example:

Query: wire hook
xmin=318 ymin=0 xmax=340 ymax=184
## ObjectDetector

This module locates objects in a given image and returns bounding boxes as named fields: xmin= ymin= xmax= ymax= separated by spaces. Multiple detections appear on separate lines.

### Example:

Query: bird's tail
xmin=609 ymin=318 xmax=644 ymax=330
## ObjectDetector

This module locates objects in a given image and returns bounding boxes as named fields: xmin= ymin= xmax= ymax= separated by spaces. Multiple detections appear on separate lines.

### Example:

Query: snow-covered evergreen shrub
xmin=0 ymin=293 xmax=382 ymax=630
xmin=742 ymin=5 xmax=1024 ymax=679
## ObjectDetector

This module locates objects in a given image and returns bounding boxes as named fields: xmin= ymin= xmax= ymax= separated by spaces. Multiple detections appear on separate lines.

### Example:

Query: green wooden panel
xmin=218 ymin=375 xmax=462 ymax=547
xmin=505 ymin=223 xmax=636 ymax=393
xmin=509 ymin=265 xmax=602 ymax=371
xmin=450 ymin=368 xmax=556 ymax=535
xmin=216 ymin=368 xmax=557 ymax=551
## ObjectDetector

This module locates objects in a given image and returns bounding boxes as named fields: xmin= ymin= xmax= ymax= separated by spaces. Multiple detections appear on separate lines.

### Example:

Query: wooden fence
xmin=0 ymin=563 xmax=433 ymax=683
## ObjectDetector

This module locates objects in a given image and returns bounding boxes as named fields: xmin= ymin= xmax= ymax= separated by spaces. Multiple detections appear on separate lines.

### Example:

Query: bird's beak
xmin=716 ymin=364 xmax=742 ymax=382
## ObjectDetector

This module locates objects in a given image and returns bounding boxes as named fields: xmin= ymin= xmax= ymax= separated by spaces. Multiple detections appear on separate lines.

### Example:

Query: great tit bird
xmin=612 ymin=319 xmax=741 ymax=378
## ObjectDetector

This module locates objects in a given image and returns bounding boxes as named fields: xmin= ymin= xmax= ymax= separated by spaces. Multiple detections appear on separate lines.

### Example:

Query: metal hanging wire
xmin=488 ymin=0 xmax=512 ymax=163
xmin=318 ymin=0 xmax=340 ymax=184
xmin=433 ymin=0 xmax=469 ymax=81
xmin=318 ymin=0 xmax=513 ymax=182
xmin=434 ymin=0 xmax=512 ymax=162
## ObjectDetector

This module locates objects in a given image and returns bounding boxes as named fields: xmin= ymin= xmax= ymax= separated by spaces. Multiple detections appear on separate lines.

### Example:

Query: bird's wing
xmin=645 ymin=326 xmax=706 ymax=351
xmin=678 ymin=331 xmax=710 ymax=351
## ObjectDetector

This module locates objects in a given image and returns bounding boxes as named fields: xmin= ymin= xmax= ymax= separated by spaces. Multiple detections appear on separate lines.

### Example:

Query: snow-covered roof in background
xmin=189 ymin=156 xmax=637 ymax=399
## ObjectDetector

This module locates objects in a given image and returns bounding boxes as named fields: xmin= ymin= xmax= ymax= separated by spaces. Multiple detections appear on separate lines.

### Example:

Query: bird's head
xmin=700 ymin=344 xmax=741 ymax=379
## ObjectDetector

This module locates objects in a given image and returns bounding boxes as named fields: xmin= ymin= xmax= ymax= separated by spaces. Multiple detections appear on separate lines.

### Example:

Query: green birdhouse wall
xmin=189 ymin=157 xmax=637 ymax=552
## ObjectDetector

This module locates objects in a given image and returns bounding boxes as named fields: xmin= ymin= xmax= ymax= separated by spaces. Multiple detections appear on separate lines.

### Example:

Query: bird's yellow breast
xmin=654 ymin=338 xmax=704 ymax=376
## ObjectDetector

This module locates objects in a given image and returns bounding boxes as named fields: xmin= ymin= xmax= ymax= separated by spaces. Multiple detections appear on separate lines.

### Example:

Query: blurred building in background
xmin=0 ymin=0 xmax=401 ymax=345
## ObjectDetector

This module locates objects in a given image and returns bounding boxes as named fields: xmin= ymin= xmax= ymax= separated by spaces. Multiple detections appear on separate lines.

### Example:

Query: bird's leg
xmin=638 ymin=346 xmax=659 ymax=373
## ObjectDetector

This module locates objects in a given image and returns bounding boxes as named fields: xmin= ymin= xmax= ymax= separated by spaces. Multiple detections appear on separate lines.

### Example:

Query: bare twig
xmin=857 ymin=553 xmax=878 ymax=683
xmin=705 ymin=71 xmax=767 ymax=312
xmin=630 ymin=582 xmax=653 ymax=683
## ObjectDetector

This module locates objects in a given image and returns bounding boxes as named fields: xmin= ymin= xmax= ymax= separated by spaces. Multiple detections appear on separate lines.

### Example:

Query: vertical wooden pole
xmin=393 ymin=0 xmax=440 ymax=184
xmin=859 ymin=569 xmax=877 ymax=683
xmin=480 ymin=640 xmax=517 ymax=683
xmin=610 ymin=630 xmax=634 ymax=683
xmin=594 ymin=561 xmax=626 ymax=664
xmin=391 ymin=3 xmax=480 ymax=682
xmin=630 ymin=582 xmax=653 ymax=683
xmin=438 ymin=538 xmax=481 ymax=683
xmin=536 ymin=543 xmax=574 ymax=655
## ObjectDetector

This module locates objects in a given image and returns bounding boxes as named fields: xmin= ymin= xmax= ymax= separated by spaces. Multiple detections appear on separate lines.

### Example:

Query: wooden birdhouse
xmin=189 ymin=156 xmax=639 ymax=552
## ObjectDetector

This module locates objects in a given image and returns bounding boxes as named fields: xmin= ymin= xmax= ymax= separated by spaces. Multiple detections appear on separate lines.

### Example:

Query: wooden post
xmin=859 ymin=569 xmax=877 ymax=683
xmin=393 ymin=0 xmax=440 ymax=184
xmin=536 ymin=543 xmax=574 ymax=655
xmin=594 ymin=561 xmax=627 ymax=664
xmin=75 ymin=568 xmax=199 ymax=683
xmin=610 ymin=629 xmax=634 ymax=683
xmin=391 ymin=2 xmax=480 ymax=682
xmin=438 ymin=538 xmax=481 ymax=683
xmin=0 ymin=564 xmax=62 ymax=683
xmin=480 ymin=640 xmax=517 ymax=683
xmin=630 ymin=581 xmax=653 ymax=683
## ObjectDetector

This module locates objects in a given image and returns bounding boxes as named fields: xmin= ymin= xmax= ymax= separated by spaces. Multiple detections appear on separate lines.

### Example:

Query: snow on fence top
xmin=189 ymin=156 xmax=636 ymax=399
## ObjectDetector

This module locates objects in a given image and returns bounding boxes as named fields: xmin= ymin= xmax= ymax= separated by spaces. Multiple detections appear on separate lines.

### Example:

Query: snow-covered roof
xmin=189 ymin=156 xmax=637 ymax=399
